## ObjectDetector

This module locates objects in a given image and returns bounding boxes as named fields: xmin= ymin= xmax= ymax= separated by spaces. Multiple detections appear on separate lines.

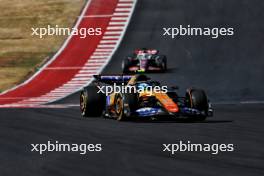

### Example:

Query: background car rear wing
xmin=134 ymin=48 xmax=159 ymax=55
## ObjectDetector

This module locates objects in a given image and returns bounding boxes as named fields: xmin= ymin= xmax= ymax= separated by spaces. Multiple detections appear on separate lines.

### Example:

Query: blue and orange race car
xmin=80 ymin=75 xmax=213 ymax=121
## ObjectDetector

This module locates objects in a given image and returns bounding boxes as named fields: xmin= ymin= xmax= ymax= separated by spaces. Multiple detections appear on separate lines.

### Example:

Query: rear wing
xmin=134 ymin=49 xmax=159 ymax=55
xmin=93 ymin=75 xmax=133 ymax=84
xmin=93 ymin=74 xmax=151 ymax=85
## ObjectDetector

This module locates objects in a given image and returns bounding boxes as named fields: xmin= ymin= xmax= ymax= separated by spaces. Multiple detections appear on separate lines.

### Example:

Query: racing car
xmin=122 ymin=48 xmax=167 ymax=73
xmin=80 ymin=74 xmax=213 ymax=121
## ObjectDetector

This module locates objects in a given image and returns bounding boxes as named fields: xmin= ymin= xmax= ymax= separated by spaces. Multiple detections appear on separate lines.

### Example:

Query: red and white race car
xmin=122 ymin=48 xmax=167 ymax=73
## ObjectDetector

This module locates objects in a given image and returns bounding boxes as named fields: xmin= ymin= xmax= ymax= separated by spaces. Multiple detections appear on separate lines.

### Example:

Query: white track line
xmin=95 ymin=49 xmax=114 ymax=52
xmin=104 ymin=31 xmax=122 ymax=35
xmin=90 ymin=55 xmax=108 ymax=59
xmin=102 ymin=36 xmax=120 ymax=39
xmin=106 ymin=26 xmax=124 ymax=30
xmin=111 ymin=17 xmax=128 ymax=20
xmin=93 ymin=52 xmax=111 ymax=55
xmin=117 ymin=4 xmax=133 ymax=7
xmin=100 ymin=39 xmax=118 ymax=43
xmin=113 ymin=12 xmax=130 ymax=16
xmin=109 ymin=22 xmax=127 ymax=25
xmin=115 ymin=8 xmax=132 ymax=12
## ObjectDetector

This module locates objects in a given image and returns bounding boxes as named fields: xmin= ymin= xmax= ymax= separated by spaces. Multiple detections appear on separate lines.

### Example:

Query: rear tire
xmin=157 ymin=55 xmax=167 ymax=72
xmin=80 ymin=86 xmax=105 ymax=117
xmin=122 ymin=59 xmax=130 ymax=73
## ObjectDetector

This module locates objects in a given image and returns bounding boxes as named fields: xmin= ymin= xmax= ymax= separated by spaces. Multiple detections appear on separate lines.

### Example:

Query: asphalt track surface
xmin=1 ymin=0 xmax=264 ymax=176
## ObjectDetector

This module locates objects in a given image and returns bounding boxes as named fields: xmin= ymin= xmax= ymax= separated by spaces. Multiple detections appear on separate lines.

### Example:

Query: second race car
xmin=122 ymin=48 xmax=167 ymax=73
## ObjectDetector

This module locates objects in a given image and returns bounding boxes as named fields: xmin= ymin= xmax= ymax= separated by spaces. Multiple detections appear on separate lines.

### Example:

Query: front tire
xmin=115 ymin=93 xmax=138 ymax=121
xmin=185 ymin=89 xmax=209 ymax=120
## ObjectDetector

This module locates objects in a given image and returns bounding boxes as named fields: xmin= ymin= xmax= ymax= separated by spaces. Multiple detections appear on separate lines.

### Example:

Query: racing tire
xmin=80 ymin=86 xmax=105 ymax=117
xmin=185 ymin=89 xmax=209 ymax=121
xmin=115 ymin=93 xmax=138 ymax=121
xmin=122 ymin=59 xmax=130 ymax=73
xmin=114 ymin=94 xmax=125 ymax=121
xmin=157 ymin=55 xmax=167 ymax=72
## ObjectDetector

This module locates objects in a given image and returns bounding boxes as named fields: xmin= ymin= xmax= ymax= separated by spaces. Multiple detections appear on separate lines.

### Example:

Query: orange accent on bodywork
xmin=127 ymin=76 xmax=137 ymax=85
xmin=155 ymin=92 xmax=179 ymax=113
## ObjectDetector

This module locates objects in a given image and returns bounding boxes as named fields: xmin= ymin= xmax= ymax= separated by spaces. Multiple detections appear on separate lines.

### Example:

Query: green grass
xmin=0 ymin=0 xmax=86 ymax=92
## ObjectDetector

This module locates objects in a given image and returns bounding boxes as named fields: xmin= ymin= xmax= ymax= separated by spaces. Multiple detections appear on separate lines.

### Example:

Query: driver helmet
xmin=137 ymin=82 xmax=149 ymax=90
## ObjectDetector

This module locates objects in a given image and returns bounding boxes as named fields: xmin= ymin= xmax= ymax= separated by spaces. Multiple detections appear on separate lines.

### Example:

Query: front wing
xmin=131 ymin=107 xmax=213 ymax=118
